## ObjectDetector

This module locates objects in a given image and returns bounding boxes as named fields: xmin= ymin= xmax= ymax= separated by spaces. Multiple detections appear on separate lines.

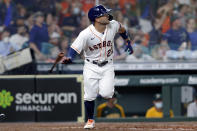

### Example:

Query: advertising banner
xmin=0 ymin=76 xmax=35 ymax=121
xmin=0 ymin=75 xmax=84 ymax=122
xmin=115 ymin=75 xmax=197 ymax=86
xmin=36 ymin=75 xmax=83 ymax=122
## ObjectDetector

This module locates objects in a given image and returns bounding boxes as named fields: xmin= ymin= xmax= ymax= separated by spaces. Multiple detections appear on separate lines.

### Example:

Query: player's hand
xmin=61 ymin=57 xmax=72 ymax=64
xmin=125 ymin=40 xmax=133 ymax=55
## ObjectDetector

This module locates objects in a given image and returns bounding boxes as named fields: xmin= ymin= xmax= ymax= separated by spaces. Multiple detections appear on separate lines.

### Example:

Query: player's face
xmin=95 ymin=14 xmax=110 ymax=25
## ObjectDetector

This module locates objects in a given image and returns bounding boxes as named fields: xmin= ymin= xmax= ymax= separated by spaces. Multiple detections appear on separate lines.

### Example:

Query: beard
xmin=98 ymin=20 xmax=109 ymax=25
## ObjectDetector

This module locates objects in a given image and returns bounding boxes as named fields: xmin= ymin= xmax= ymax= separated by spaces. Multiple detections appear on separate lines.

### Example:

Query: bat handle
xmin=49 ymin=64 xmax=56 ymax=73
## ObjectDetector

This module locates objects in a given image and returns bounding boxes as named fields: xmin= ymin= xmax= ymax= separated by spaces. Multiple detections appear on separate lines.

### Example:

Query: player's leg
xmin=83 ymin=67 xmax=99 ymax=129
xmin=99 ymin=66 xmax=115 ymax=99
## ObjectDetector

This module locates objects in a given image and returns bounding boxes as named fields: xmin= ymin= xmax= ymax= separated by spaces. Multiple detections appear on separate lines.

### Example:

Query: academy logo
xmin=0 ymin=90 xmax=14 ymax=109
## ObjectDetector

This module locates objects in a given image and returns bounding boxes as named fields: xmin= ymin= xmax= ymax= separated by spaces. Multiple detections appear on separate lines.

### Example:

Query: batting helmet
xmin=88 ymin=5 xmax=113 ymax=22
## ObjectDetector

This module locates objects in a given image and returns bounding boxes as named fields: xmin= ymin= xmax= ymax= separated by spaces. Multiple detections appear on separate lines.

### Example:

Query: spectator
xmin=149 ymin=12 xmax=167 ymax=50
xmin=0 ymin=29 xmax=18 ymax=56
xmin=126 ymin=33 xmax=154 ymax=62
xmin=139 ymin=16 xmax=152 ymax=34
xmin=97 ymin=92 xmax=125 ymax=118
xmin=177 ymin=4 xmax=190 ymax=27
xmin=187 ymin=93 xmax=197 ymax=117
xmin=162 ymin=15 xmax=190 ymax=51
xmin=26 ymin=14 xmax=34 ymax=31
xmin=36 ymin=0 xmax=56 ymax=15
xmin=138 ymin=0 xmax=158 ymax=19
xmin=105 ymin=0 xmax=120 ymax=11
xmin=124 ymin=1 xmax=139 ymax=27
xmin=157 ymin=0 xmax=174 ymax=33
xmin=42 ymin=32 xmax=61 ymax=61
xmin=59 ymin=0 xmax=71 ymax=17
xmin=60 ymin=36 xmax=69 ymax=56
xmin=72 ymin=14 xmax=89 ymax=38
xmin=61 ymin=0 xmax=80 ymax=38
xmin=7 ymin=16 xmax=26 ymax=34
xmin=151 ymin=43 xmax=169 ymax=60
xmin=190 ymin=0 xmax=197 ymax=16
xmin=186 ymin=17 xmax=197 ymax=50
xmin=0 ymin=0 xmax=17 ymax=27
xmin=80 ymin=0 xmax=95 ymax=13
xmin=114 ymin=36 xmax=127 ymax=61
xmin=47 ymin=14 xmax=62 ymax=36
xmin=17 ymin=5 xmax=28 ymax=19
xmin=59 ymin=0 xmax=71 ymax=26
xmin=29 ymin=12 xmax=49 ymax=61
xmin=9 ymin=26 xmax=29 ymax=50
xmin=145 ymin=93 xmax=174 ymax=118
xmin=119 ymin=0 xmax=136 ymax=14
xmin=15 ymin=0 xmax=35 ymax=11
xmin=114 ymin=10 xmax=129 ymax=30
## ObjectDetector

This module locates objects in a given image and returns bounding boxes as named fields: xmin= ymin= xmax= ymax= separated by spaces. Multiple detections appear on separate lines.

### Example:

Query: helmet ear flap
xmin=108 ymin=14 xmax=113 ymax=21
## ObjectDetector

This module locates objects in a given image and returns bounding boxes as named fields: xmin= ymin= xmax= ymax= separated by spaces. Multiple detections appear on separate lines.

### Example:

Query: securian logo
xmin=0 ymin=90 xmax=14 ymax=109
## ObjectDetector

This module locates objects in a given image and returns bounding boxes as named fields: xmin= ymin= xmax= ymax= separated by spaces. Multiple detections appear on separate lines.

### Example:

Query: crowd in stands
xmin=0 ymin=0 xmax=197 ymax=62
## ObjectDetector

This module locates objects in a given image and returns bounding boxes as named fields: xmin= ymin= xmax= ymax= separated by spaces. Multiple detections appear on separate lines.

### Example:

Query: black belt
xmin=86 ymin=59 xmax=108 ymax=67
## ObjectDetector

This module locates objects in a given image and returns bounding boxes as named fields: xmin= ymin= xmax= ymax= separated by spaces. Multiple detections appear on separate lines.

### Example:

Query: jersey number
xmin=107 ymin=47 xmax=113 ymax=57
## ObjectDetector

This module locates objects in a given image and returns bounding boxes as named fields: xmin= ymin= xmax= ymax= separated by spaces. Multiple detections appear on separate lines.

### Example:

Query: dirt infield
xmin=0 ymin=122 xmax=197 ymax=131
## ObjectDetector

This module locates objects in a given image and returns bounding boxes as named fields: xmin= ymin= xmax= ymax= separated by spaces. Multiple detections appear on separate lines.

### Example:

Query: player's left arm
xmin=118 ymin=24 xmax=133 ymax=54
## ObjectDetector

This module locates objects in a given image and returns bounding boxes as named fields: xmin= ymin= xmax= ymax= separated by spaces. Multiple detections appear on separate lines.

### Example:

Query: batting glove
xmin=62 ymin=57 xmax=72 ymax=64
xmin=125 ymin=40 xmax=133 ymax=55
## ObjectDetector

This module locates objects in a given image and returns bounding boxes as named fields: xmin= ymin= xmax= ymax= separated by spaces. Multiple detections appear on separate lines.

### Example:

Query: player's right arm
xmin=62 ymin=31 xmax=87 ymax=64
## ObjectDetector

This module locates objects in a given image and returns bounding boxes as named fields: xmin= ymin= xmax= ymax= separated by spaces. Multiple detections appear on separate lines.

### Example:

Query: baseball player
xmin=62 ymin=5 xmax=133 ymax=129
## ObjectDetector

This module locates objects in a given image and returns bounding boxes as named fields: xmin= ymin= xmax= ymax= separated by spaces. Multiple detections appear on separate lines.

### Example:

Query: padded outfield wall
xmin=1 ymin=74 xmax=197 ymax=122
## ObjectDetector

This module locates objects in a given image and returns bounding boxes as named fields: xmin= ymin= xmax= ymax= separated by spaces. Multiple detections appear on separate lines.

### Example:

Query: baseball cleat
xmin=84 ymin=119 xmax=95 ymax=129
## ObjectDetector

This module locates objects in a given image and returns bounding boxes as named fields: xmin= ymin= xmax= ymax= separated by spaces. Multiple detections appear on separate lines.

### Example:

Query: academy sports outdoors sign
xmin=0 ymin=75 xmax=84 ymax=122
xmin=115 ymin=75 xmax=197 ymax=86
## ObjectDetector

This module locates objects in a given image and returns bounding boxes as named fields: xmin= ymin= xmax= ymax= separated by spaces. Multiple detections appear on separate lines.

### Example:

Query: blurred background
xmin=0 ymin=0 xmax=197 ymax=122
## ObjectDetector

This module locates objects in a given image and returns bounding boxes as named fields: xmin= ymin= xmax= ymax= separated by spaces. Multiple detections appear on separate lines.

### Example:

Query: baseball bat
xmin=48 ymin=52 xmax=64 ymax=73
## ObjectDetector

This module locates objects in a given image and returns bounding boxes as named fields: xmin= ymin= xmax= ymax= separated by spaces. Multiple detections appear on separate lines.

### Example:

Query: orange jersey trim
xmin=71 ymin=45 xmax=80 ymax=54
xmin=89 ymin=26 xmax=102 ymax=58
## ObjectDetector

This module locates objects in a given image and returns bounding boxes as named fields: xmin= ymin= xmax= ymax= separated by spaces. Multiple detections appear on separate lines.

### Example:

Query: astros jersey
xmin=71 ymin=20 xmax=120 ymax=61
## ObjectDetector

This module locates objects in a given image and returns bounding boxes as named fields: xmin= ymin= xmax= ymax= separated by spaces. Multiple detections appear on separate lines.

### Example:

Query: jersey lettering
xmin=97 ymin=43 xmax=102 ymax=48
xmin=103 ymin=41 xmax=106 ymax=47
xmin=107 ymin=41 xmax=111 ymax=46
xmin=93 ymin=45 xmax=98 ymax=50
xmin=88 ymin=41 xmax=112 ymax=51
xmin=89 ymin=46 xmax=94 ymax=51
